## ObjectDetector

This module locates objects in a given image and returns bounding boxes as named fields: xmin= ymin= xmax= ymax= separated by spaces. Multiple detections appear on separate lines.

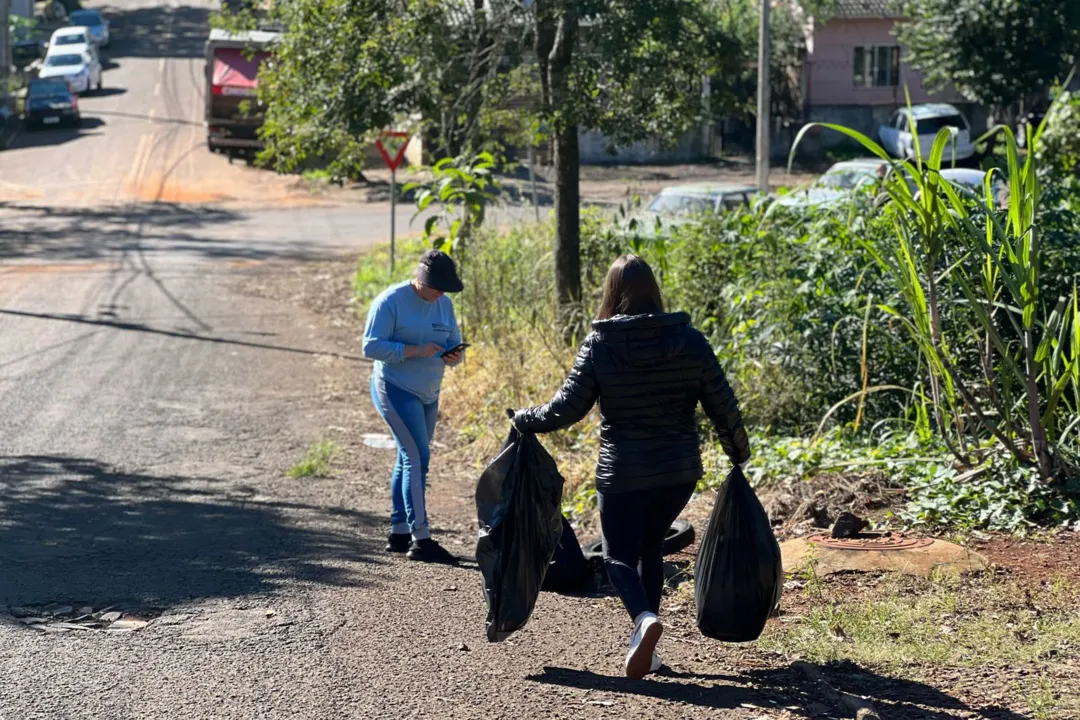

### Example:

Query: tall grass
xmin=791 ymin=108 xmax=1080 ymax=484
xmin=441 ymin=222 xmax=602 ymax=493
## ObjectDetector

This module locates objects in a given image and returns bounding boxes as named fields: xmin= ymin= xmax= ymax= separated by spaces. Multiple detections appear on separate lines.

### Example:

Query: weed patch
xmin=761 ymin=571 xmax=1080 ymax=673
xmin=288 ymin=440 xmax=340 ymax=479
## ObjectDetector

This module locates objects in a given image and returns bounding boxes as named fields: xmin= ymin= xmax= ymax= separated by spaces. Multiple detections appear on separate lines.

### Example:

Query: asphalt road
xmin=0 ymin=2 xmax=816 ymax=718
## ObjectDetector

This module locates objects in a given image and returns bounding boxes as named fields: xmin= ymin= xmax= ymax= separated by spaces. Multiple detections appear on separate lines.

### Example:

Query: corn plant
xmin=791 ymin=105 xmax=1079 ymax=483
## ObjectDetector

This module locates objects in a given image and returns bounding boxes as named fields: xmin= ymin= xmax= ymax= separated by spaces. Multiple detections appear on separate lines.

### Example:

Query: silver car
xmin=69 ymin=10 xmax=111 ymax=49
xmin=623 ymin=183 xmax=760 ymax=238
xmin=774 ymin=159 xmax=885 ymax=209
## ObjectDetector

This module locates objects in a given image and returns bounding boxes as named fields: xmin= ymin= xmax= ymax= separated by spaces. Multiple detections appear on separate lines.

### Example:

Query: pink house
xmin=798 ymin=0 xmax=986 ymax=152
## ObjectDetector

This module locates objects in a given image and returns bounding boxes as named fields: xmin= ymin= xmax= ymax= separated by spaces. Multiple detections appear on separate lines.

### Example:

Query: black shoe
xmin=385 ymin=532 xmax=411 ymax=553
xmin=406 ymin=538 xmax=458 ymax=565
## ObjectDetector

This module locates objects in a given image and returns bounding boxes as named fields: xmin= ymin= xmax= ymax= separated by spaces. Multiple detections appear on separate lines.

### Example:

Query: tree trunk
xmin=534 ymin=2 xmax=555 ymax=110
xmin=554 ymin=122 xmax=581 ymax=314
xmin=547 ymin=6 xmax=580 ymax=338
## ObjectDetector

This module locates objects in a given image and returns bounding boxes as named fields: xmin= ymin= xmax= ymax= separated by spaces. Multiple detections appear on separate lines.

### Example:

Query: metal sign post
xmin=390 ymin=170 xmax=397 ymax=273
xmin=375 ymin=131 xmax=412 ymax=274
xmin=527 ymin=145 xmax=540 ymax=222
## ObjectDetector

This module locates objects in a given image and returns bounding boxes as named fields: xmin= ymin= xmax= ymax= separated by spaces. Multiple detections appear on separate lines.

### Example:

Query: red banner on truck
xmin=211 ymin=47 xmax=268 ymax=98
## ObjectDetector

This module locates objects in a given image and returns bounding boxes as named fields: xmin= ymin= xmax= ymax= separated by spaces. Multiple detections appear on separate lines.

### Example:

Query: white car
xmin=914 ymin=168 xmax=1006 ymax=205
xmin=879 ymin=104 xmax=976 ymax=162
xmin=38 ymin=50 xmax=103 ymax=94
xmin=774 ymin=158 xmax=885 ymax=209
xmin=47 ymin=26 xmax=93 ymax=53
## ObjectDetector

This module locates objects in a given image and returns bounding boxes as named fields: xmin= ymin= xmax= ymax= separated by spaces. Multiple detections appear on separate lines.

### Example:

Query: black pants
xmin=598 ymin=482 xmax=696 ymax=620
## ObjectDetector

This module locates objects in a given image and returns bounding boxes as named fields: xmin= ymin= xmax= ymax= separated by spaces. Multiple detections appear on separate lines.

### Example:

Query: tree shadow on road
xmin=527 ymin=665 xmax=787 ymax=715
xmin=0 ymin=202 xmax=338 ymax=264
xmin=102 ymin=4 xmax=210 ymax=60
xmin=6 ymin=118 xmax=107 ymax=151
xmin=530 ymin=660 xmax=1031 ymax=719
xmin=0 ymin=307 xmax=368 ymax=363
xmin=0 ymin=455 xmax=384 ymax=609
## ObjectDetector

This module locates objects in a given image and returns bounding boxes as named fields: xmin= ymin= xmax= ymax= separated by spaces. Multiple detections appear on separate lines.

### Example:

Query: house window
xmin=853 ymin=45 xmax=900 ymax=88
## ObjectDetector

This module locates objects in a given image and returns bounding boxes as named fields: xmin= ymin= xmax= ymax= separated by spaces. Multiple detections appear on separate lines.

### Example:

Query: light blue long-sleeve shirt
xmin=363 ymin=281 xmax=462 ymax=404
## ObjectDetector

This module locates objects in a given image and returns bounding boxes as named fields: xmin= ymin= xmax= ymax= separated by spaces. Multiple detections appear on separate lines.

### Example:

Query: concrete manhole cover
xmin=805 ymin=532 xmax=934 ymax=552
xmin=781 ymin=534 xmax=990 ymax=578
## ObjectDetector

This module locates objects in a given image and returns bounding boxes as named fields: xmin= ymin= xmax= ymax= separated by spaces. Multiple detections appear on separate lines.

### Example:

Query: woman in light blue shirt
xmin=363 ymin=250 xmax=465 ymax=564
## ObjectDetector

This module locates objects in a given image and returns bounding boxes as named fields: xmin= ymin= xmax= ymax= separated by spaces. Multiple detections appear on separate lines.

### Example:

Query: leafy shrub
xmin=1037 ymin=90 xmax=1080 ymax=180
xmin=352 ymin=239 xmax=426 ymax=310
xmin=629 ymin=205 xmax=918 ymax=433
xmin=352 ymin=148 xmax=1080 ymax=528
xmin=903 ymin=453 xmax=1080 ymax=532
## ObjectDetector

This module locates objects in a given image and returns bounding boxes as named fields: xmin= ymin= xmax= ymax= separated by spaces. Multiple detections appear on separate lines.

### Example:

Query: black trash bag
xmin=541 ymin=515 xmax=593 ymax=594
xmin=475 ymin=425 xmax=564 ymax=642
xmin=694 ymin=466 xmax=783 ymax=642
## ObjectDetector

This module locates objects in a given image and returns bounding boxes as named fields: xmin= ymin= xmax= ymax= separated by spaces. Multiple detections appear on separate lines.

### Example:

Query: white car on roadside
xmin=38 ymin=50 xmax=103 ymax=94
xmin=773 ymin=158 xmax=885 ymax=209
xmin=878 ymin=104 xmax=976 ymax=162
xmin=914 ymin=168 xmax=1007 ymax=205
xmin=47 ymin=26 xmax=94 ymax=53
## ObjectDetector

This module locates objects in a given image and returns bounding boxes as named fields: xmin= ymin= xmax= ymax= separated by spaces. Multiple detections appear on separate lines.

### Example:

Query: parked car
xmin=22 ymin=78 xmax=81 ymax=130
xmin=773 ymin=159 xmax=885 ymax=209
xmin=47 ymin=25 xmax=92 ymax=52
xmin=914 ymin=168 xmax=1006 ymax=205
xmin=645 ymin=184 xmax=757 ymax=216
xmin=38 ymin=50 xmax=103 ymax=94
xmin=879 ymin=104 xmax=976 ymax=162
xmin=622 ymin=183 xmax=760 ymax=237
xmin=68 ymin=10 xmax=110 ymax=48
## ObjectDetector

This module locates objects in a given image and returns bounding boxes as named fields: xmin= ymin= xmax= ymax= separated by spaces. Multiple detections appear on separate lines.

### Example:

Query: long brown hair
xmin=596 ymin=255 xmax=664 ymax=320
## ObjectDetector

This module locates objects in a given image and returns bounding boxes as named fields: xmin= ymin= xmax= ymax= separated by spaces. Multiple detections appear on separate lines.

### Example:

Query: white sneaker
xmin=624 ymin=612 xmax=663 ymax=679
xmin=649 ymin=652 xmax=662 ymax=674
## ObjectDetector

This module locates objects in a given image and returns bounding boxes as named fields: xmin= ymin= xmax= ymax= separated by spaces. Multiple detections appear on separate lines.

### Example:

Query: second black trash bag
xmin=475 ymin=426 xmax=564 ymax=642
xmin=694 ymin=466 xmax=783 ymax=642
xmin=541 ymin=515 xmax=593 ymax=594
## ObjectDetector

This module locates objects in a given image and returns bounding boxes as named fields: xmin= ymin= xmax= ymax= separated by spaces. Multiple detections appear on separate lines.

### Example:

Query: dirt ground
xmin=342 ymin=157 xmax=815 ymax=208
xmin=236 ymin=253 xmax=1080 ymax=720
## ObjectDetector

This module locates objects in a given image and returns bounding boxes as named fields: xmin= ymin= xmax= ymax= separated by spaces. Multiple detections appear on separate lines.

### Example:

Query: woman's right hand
xmin=405 ymin=342 xmax=443 ymax=359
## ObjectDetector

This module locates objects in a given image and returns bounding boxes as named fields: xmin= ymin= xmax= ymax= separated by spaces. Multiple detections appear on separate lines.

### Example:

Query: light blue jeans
xmin=371 ymin=376 xmax=438 ymax=540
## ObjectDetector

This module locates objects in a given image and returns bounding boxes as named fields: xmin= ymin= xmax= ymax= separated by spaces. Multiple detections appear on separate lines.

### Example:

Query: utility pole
xmin=0 ymin=0 xmax=11 ymax=102
xmin=755 ymin=0 xmax=771 ymax=192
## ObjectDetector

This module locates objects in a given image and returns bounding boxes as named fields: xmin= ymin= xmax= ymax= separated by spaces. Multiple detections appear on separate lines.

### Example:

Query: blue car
xmin=68 ymin=9 xmax=110 ymax=48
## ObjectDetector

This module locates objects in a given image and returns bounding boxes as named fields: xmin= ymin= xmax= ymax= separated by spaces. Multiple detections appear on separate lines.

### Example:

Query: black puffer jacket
xmin=513 ymin=312 xmax=750 ymax=494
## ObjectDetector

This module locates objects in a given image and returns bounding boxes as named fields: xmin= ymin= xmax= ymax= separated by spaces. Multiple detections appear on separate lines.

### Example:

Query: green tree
xmin=895 ymin=0 xmax=1080 ymax=120
xmin=225 ymin=0 xmax=740 ymax=326
xmin=532 ymin=1 xmax=742 ymax=329
xmin=247 ymin=0 xmax=530 ymax=177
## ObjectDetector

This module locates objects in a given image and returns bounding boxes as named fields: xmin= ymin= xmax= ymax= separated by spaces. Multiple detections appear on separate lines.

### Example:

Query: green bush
xmin=1037 ymin=90 xmax=1080 ymax=180
xmin=616 ymin=205 xmax=919 ymax=433
xmin=353 ymin=158 xmax=1080 ymax=529
xmin=352 ymin=238 xmax=427 ymax=310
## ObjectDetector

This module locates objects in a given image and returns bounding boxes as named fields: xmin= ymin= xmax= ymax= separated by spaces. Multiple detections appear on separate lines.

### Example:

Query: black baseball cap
xmin=416 ymin=249 xmax=464 ymax=293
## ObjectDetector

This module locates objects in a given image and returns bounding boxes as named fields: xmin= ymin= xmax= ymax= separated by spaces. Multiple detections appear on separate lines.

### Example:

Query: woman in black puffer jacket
xmin=512 ymin=254 xmax=750 ymax=680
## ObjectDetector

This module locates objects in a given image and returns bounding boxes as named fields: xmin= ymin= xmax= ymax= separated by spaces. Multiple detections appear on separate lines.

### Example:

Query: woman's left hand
xmin=443 ymin=350 xmax=463 ymax=365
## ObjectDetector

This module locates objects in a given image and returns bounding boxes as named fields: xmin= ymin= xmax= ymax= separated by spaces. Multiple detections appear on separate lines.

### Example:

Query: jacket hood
xmin=591 ymin=312 xmax=692 ymax=367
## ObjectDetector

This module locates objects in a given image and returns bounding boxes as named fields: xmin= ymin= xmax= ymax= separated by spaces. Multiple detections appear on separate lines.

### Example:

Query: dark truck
xmin=204 ymin=28 xmax=280 ymax=161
